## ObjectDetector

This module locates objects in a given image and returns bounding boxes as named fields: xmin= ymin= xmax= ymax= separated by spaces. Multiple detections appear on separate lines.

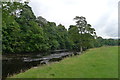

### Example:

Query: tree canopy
xmin=2 ymin=2 xmax=119 ymax=54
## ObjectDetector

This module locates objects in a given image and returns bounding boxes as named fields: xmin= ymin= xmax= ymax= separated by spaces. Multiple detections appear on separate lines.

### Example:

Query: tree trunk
xmin=80 ymin=46 xmax=83 ymax=53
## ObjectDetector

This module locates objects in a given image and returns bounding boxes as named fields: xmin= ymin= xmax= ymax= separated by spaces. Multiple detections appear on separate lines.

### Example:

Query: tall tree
xmin=2 ymin=2 xmax=22 ymax=53
xmin=68 ymin=25 xmax=80 ymax=51
xmin=57 ymin=24 xmax=68 ymax=49
xmin=74 ymin=16 xmax=96 ymax=52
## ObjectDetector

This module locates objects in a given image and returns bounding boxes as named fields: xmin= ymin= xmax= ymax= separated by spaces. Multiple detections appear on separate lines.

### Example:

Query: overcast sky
xmin=29 ymin=0 xmax=119 ymax=39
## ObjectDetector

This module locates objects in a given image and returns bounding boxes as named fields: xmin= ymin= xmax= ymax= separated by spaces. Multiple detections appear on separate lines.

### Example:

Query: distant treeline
xmin=2 ymin=2 xmax=119 ymax=54
xmin=95 ymin=37 xmax=119 ymax=47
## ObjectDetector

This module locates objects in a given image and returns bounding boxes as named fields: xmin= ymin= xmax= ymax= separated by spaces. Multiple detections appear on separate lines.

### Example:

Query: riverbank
xmin=3 ymin=50 xmax=78 ymax=79
xmin=10 ymin=46 xmax=118 ymax=78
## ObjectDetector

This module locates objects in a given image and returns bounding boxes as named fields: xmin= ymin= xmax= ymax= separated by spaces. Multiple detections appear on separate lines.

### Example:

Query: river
xmin=2 ymin=51 xmax=80 ymax=79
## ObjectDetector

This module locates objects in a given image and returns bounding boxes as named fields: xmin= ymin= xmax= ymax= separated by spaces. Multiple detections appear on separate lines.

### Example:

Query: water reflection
xmin=2 ymin=51 xmax=80 ymax=79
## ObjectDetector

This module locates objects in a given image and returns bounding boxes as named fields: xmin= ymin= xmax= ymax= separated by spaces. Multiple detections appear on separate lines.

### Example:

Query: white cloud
xmin=29 ymin=0 xmax=119 ymax=38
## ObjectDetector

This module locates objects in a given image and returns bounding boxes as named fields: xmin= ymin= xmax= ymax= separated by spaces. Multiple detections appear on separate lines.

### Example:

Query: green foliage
xmin=2 ymin=2 xmax=49 ymax=53
xmin=57 ymin=24 xmax=70 ymax=49
xmin=118 ymin=39 xmax=120 ymax=46
xmin=94 ymin=37 xmax=119 ymax=47
xmin=2 ymin=2 xmax=118 ymax=54
xmin=2 ymin=5 xmax=21 ymax=53
xmin=73 ymin=16 xmax=96 ymax=51
xmin=68 ymin=25 xmax=80 ymax=51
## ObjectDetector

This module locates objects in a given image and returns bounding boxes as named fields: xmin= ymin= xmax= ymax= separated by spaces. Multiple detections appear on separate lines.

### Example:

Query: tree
xmin=118 ymin=39 xmax=120 ymax=46
xmin=68 ymin=25 xmax=80 ymax=51
xmin=4 ymin=1 xmax=116 ymax=54
xmin=2 ymin=2 xmax=50 ymax=53
xmin=57 ymin=24 xmax=69 ymax=49
xmin=2 ymin=2 xmax=23 ymax=53
xmin=74 ymin=16 xmax=96 ymax=52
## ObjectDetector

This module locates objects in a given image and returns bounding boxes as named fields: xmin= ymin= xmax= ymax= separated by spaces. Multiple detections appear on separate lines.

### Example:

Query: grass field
xmin=11 ymin=46 xmax=118 ymax=78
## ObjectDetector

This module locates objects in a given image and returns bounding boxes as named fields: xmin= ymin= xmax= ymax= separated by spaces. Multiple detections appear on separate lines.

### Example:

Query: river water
xmin=2 ymin=51 xmax=80 ymax=79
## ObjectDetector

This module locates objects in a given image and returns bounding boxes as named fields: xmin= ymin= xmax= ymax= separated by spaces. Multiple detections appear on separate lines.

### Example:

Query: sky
xmin=28 ymin=0 xmax=119 ymax=39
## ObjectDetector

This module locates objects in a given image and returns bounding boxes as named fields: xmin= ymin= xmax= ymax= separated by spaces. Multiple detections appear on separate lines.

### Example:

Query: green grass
xmin=11 ymin=46 xmax=118 ymax=78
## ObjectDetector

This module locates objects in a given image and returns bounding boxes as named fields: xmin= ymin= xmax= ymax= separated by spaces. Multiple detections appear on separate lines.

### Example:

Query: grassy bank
xmin=11 ymin=46 xmax=118 ymax=78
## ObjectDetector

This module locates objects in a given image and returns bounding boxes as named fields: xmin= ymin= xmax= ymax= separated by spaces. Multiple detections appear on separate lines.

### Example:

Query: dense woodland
xmin=2 ymin=2 xmax=119 ymax=54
